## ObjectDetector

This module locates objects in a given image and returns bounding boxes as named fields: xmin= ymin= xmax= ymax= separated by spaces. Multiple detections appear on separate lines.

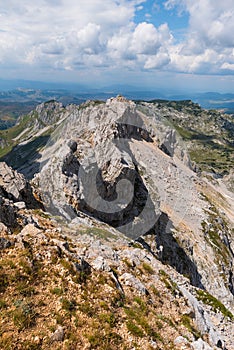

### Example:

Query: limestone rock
xmin=19 ymin=224 xmax=42 ymax=237
xmin=179 ymin=286 xmax=224 ymax=349
xmin=120 ymin=272 xmax=148 ymax=294
xmin=14 ymin=201 xmax=26 ymax=209
xmin=92 ymin=256 xmax=111 ymax=271
xmin=191 ymin=338 xmax=213 ymax=350
xmin=0 ymin=162 xmax=26 ymax=201
xmin=0 ymin=162 xmax=39 ymax=208
xmin=0 ymin=223 xmax=10 ymax=234
xmin=50 ymin=326 xmax=64 ymax=342
xmin=36 ymin=98 xmax=160 ymax=239
xmin=174 ymin=336 xmax=189 ymax=346
xmin=28 ymin=98 xmax=234 ymax=307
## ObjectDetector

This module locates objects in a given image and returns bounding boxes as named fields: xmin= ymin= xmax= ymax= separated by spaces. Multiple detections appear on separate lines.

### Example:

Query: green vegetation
xmin=201 ymin=194 xmax=231 ymax=268
xmin=87 ymin=330 xmax=123 ymax=349
xmin=12 ymin=300 xmax=36 ymax=330
xmin=145 ymin=99 xmax=234 ymax=176
xmin=159 ymin=269 xmax=179 ymax=296
xmin=0 ymin=101 xmax=37 ymax=130
xmin=60 ymin=297 xmax=76 ymax=312
xmin=80 ymin=227 xmax=116 ymax=240
xmin=2 ymin=133 xmax=51 ymax=169
xmin=124 ymin=297 xmax=163 ymax=342
xmin=126 ymin=321 xmax=144 ymax=337
xmin=0 ymin=228 xmax=208 ymax=350
xmin=196 ymin=289 xmax=233 ymax=319
xmin=181 ymin=314 xmax=202 ymax=339
xmin=142 ymin=262 xmax=155 ymax=275
xmin=50 ymin=287 xmax=63 ymax=296
xmin=0 ymin=299 xmax=7 ymax=309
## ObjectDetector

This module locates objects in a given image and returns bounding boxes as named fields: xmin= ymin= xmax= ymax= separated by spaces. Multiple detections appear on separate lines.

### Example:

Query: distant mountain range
xmin=0 ymin=79 xmax=234 ymax=114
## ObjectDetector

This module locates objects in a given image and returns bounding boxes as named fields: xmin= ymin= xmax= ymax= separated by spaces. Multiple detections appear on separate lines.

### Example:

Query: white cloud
xmin=0 ymin=0 xmax=233 ymax=80
xmin=107 ymin=22 xmax=172 ymax=69
xmin=132 ymin=22 xmax=161 ymax=55
xmin=144 ymin=51 xmax=171 ymax=69
xmin=163 ymin=0 xmax=234 ymax=75
xmin=221 ymin=62 xmax=234 ymax=71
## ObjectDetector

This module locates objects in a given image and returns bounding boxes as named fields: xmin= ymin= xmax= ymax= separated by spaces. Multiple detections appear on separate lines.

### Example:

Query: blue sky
xmin=135 ymin=0 xmax=189 ymax=37
xmin=0 ymin=0 xmax=234 ymax=93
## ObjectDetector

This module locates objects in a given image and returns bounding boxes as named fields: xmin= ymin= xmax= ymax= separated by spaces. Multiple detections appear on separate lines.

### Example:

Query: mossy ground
xmin=0 ymin=222 xmax=203 ymax=350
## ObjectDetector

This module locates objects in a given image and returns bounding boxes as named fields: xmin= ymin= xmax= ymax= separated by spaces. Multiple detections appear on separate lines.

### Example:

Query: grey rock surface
xmin=191 ymin=338 xmax=214 ymax=350
xmin=0 ymin=162 xmax=39 ymax=208
xmin=1 ymin=98 xmax=233 ymax=348
xmin=50 ymin=325 xmax=64 ymax=342
xmin=120 ymin=272 xmax=148 ymax=294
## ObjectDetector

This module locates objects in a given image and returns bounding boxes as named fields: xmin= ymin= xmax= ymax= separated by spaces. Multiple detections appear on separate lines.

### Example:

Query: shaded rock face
xmin=0 ymin=195 xmax=17 ymax=228
xmin=154 ymin=213 xmax=205 ymax=289
xmin=36 ymin=98 xmax=161 ymax=239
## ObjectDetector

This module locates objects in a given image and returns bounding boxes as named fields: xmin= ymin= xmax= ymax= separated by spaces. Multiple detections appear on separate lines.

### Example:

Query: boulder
xmin=0 ymin=162 xmax=39 ymax=208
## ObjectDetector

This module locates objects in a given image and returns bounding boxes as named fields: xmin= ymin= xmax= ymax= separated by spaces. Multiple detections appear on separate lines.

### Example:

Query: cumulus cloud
xmin=132 ymin=22 xmax=161 ymax=55
xmin=165 ymin=0 xmax=234 ymax=74
xmin=0 ymin=0 xmax=233 ymax=78
xmin=0 ymin=0 xmax=149 ymax=70
xmin=107 ymin=22 xmax=172 ymax=67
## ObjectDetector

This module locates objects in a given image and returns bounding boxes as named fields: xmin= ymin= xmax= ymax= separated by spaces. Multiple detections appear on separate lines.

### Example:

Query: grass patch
xmin=201 ymin=196 xmax=231 ymax=267
xmin=87 ymin=330 xmax=122 ymax=349
xmin=12 ymin=301 xmax=36 ymax=330
xmin=124 ymin=297 xmax=163 ymax=342
xmin=60 ymin=297 xmax=76 ymax=312
xmin=126 ymin=321 xmax=144 ymax=337
xmin=80 ymin=227 xmax=116 ymax=240
xmin=181 ymin=314 xmax=201 ymax=340
xmin=196 ymin=289 xmax=233 ymax=319
xmin=142 ymin=262 xmax=155 ymax=275
xmin=50 ymin=287 xmax=63 ymax=296
xmin=0 ymin=299 xmax=7 ymax=309
xmin=159 ymin=270 xmax=178 ymax=296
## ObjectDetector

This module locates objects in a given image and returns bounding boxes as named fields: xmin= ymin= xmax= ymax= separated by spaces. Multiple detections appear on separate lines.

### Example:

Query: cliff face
xmin=0 ymin=97 xmax=233 ymax=349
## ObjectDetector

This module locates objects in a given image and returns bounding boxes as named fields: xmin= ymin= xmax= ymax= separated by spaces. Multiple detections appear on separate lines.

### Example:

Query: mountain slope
xmin=0 ymin=162 xmax=233 ymax=350
xmin=0 ymin=96 xmax=233 ymax=349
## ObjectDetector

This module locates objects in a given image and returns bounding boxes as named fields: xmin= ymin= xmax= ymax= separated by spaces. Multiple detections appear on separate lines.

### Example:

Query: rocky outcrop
xmin=0 ymin=162 xmax=41 ymax=228
xmin=36 ymin=98 xmax=160 ymax=239
xmin=0 ymin=162 xmax=39 ymax=208
xmin=24 ymin=100 xmax=65 ymax=131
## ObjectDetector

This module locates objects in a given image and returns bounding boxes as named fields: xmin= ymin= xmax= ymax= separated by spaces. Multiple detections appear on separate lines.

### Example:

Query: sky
xmin=0 ymin=0 xmax=234 ymax=93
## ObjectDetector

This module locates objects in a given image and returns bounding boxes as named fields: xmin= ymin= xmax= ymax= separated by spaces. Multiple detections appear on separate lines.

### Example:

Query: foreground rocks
xmin=0 ymin=213 xmax=233 ymax=349
xmin=0 ymin=162 xmax=41 ymax=229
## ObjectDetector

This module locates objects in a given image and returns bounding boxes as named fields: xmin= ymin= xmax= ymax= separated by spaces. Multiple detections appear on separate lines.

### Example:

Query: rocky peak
xmin=28 ymin=100 xmax=65 ymax=129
